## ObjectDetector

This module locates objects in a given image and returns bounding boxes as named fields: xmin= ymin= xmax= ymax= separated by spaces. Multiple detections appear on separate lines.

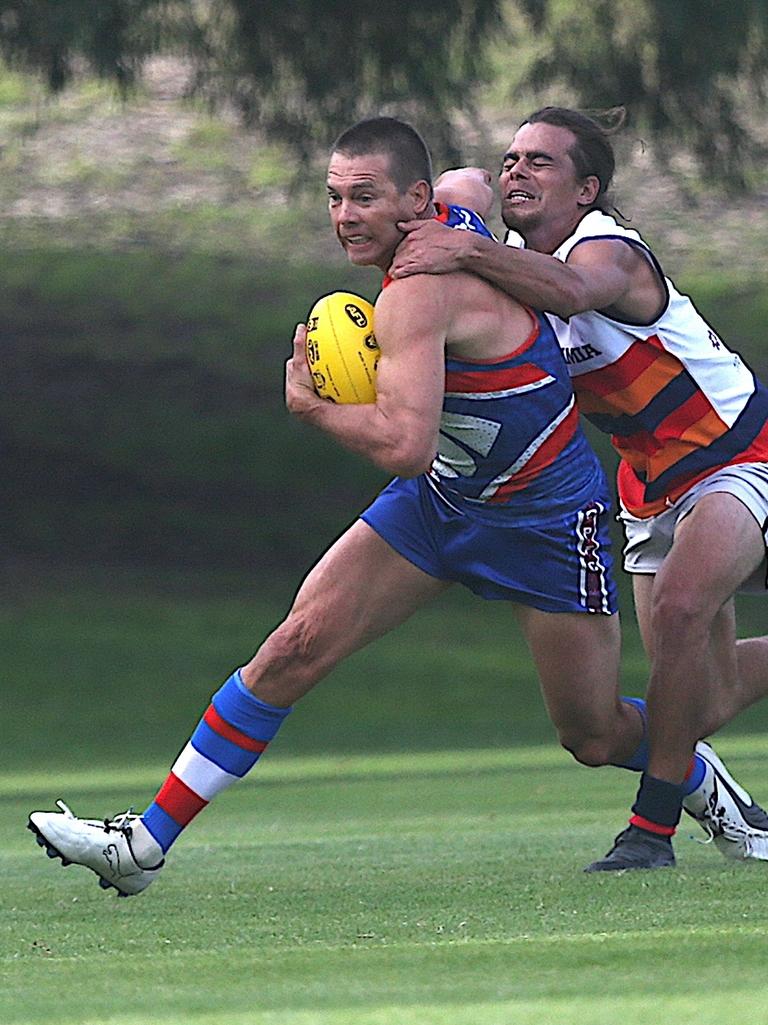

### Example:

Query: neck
xmin=378 ymin=202 xmax=439 ymax=271
xmin=521 ymin=208 xmax=594 ymax=255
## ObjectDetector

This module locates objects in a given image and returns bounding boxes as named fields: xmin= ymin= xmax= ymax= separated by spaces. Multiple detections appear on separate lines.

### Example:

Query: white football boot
xmin=28 ymin=800 xmax=164 ymax=896
xmin=683 ymin=741 xmax=768 ymax=861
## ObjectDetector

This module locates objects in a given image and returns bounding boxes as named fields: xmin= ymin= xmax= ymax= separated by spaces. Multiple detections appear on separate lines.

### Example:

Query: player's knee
xmin=650 ymin=583 xmax=710 ymax=636
xmin=558 ymin=726 xmax=615 ymax=768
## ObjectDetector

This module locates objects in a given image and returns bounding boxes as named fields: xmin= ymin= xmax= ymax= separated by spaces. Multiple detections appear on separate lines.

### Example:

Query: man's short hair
xmin=331 ymin=116 xmax=433 ymax=195
xmin=523 ymin=106 xmax=625 ymax=212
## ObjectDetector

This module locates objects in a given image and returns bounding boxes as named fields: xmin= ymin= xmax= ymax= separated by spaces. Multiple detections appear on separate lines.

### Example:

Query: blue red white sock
xmin=617 ymin=696 xmax=706 ymax=794
xmin=132 ymin=670 xmax=290 ymax=862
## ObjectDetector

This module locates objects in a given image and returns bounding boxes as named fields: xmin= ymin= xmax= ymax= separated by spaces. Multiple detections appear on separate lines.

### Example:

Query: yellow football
xmin=305 ymin=291 xmax=379 ymax=403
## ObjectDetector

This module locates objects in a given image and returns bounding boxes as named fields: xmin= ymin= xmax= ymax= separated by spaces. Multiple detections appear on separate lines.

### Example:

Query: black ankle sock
xmin=630 ymin=773 xmax=684 ymax=836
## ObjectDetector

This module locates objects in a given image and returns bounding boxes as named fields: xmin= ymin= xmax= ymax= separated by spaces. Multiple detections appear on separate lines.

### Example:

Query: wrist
xmin=287 ymin=386 xmax=325 ymax=421
xmin=462 ymin=232 xmax=493 ymax=270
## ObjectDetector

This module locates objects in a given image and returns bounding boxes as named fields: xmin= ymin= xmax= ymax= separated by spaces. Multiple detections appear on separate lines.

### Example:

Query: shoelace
xmin=103 ymin=807 xmax=136 ymax=833
xmin=691 ymin=823 xmax=716 ymax=846
xmin=53 ymin=799 xmax=136 ymax=834
xmin=693 ymin=817 xmax=768 ymax=855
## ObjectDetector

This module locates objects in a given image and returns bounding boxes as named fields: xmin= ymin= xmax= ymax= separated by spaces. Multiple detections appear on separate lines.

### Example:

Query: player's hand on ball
xmin=285 ymin=323 xmax=321 ymax=417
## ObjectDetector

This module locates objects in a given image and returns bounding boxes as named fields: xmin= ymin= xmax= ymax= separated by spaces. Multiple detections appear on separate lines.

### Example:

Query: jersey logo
xmin=433 ymin=412 xmax=501 ymax=479
xmin=562 ymin=343 xmax=602 ymax=365
xmin=479 ymin=396 xmax=577 ymax=500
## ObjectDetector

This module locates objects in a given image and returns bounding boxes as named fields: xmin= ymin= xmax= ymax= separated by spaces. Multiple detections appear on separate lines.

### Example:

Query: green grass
xmin=4 ymin=573 xmax=768 ymax=1023
xmin=2 ymin=569 xmax=618 ymax=770
xmin=5 ymin=567 xmax=768 ymax=772
xmin=5 ymin=743 xmax=768 ymax=1024
xmin=0 ymin=248 xmax=383 ymax=567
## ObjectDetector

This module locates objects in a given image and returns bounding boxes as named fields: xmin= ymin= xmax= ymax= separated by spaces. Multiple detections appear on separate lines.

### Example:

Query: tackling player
xmin=390 ymin=106 xmax=768 ymax=870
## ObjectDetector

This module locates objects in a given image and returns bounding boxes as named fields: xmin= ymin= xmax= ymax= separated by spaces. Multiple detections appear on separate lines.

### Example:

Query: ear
xmin=577 ymin=174 xmax=601 ymax=208
xmin=409 ymin=179 xmax=432 ymax=216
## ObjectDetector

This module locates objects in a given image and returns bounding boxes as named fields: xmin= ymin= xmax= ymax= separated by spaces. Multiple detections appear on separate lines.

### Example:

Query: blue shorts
xmin=361 ymin=476 xmax=617 ymax=614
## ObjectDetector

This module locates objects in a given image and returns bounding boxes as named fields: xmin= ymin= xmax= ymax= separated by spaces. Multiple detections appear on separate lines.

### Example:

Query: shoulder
xmin=377 ymin=270 xmax=472 ymax=311
xmin=374 ymin=274 xmax=457 ymax=342
xmin=377 ymin=271 xmax=517 ymax=340
xmin=557 ymin=209 xmax=651 ymax=261
xmin=567 ymin=236 xmax=651 ymax=274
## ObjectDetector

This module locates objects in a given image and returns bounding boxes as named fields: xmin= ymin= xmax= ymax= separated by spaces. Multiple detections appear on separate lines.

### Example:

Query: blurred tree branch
xmin=516 ymin=0 xmax=768 ymax=190
xmin=0 ymin=0 xmax=765 ymax=188
xmin=0 ymin=0 xmax=505 ymax=164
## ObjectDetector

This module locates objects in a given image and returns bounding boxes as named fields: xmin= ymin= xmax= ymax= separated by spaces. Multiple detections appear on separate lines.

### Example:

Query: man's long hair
xmin=523 ymin=106 xmax=626 ymax=213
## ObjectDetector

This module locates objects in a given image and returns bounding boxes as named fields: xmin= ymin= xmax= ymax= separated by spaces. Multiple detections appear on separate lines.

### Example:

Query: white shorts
xmin=619 ymin=463 xmax=768 ymax=593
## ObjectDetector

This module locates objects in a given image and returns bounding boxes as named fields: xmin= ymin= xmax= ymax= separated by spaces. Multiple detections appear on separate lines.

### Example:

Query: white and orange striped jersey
xmin=508 ymin=210 xmax=768 ymax=517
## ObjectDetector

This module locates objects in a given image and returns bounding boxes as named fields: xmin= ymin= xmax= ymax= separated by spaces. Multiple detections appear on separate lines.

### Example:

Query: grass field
xmin=6 ymin=741 xmax=768 ymax=1025
xmin=5 ymin=573 xmax=768 ymax=1024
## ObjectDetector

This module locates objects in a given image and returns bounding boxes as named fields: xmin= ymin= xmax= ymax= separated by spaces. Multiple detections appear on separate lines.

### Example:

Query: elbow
xmin=372 ymin=414 xmax=437 ymax=477
xmin=550 ymin=281 xmax=592 ymax=318
xmin=379 ymin=440 xmax=434 ymax=479
xmin=391 ymin=455 xmax=434 ymax=479
xmin=552 ymin=268 xmax=615 ymax=318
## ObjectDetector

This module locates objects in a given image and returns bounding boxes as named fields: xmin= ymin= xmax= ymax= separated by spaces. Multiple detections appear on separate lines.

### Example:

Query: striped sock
xmin=681 ymin=749 xmax=706 ymax=795
xmin=138 ymin=670 xmax=291 ymax=855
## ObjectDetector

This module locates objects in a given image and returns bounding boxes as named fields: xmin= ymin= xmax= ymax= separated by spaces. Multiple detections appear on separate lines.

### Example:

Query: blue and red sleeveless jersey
xmin=384 ymin=203 xmax=606 ymax=521
xmin=430 ymin=309 xmax=606 ymax=522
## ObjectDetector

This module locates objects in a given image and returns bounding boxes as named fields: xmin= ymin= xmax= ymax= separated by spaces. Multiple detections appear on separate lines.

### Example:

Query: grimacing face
xmin=498 ymin=121 xmax=598 ymax=245
xmin=327 ymin=151 xmax=425 ymax=271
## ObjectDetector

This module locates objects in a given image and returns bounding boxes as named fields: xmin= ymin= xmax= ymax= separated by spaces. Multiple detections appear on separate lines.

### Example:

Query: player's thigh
xmin=631 ymin=573 xmax=655 ymax=658
xmin=658 ymin=492 xmax=765 ymax=612
xmin=288 ymin=517 xmax=450 ymax=661
xmin=637 ymin=572 xmax=739 ymax=718
xmin=515 ymin=605 xmax=622 ymax=730
xmin=634 ymin=567 xmax=737 ymax=661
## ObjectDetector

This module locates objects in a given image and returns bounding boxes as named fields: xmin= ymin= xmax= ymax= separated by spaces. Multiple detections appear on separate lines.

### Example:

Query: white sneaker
xmin=28 ymin=800 xmax=164 ymax=896
xmin=683 ymin=742 xmax=768 ymax=861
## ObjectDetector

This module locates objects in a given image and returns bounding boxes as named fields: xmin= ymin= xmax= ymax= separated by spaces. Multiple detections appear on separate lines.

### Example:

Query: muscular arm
xmin=286 ymin=277 xmax=447 ymax=477
xmin=389 ymin=219 xmax=663 ymax=322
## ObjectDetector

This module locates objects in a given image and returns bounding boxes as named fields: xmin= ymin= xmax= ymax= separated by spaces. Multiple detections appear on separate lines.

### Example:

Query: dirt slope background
xmin=2 ymin=57 xmax=767 ymax=281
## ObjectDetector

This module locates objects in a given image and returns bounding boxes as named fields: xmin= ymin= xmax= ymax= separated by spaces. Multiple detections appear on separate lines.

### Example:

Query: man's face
xmin=327 ymin=151 xmax=420 ymax=271
xmin=498 ymin=122 xmax=598 ymax=243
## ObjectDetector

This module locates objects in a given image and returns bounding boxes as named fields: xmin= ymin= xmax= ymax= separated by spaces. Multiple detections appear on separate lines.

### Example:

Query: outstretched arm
xmin=286 ymin=276 xmax=447 ymax=477
xmin=388 ymin=221 xmax=660 ymax=321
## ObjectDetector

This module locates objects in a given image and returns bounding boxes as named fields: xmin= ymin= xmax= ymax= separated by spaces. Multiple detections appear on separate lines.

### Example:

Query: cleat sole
xmin=29 ymin=819 xmax=67 ymax=863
